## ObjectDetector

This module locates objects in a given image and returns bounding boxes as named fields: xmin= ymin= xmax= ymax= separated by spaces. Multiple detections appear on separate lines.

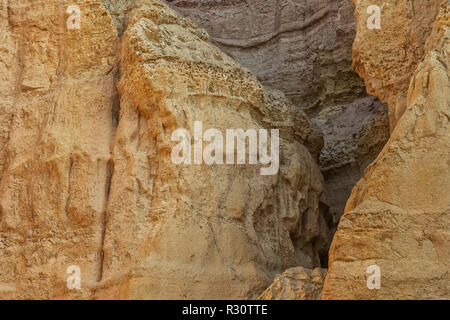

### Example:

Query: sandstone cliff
xmin=0 ymin=0 xmax=119 ymax=299
xmin=323 ymin=2 xmax=450 ymax=299
xmin=165 ymin=0 xmax=390 ymax=225
xmin=0 ymin=0 xmax=331 ymax=299
xmin=0 ymin=0 xmax=447 ymax=301
xmin=96 ymin=0 xmax=332 ymax=299
xmin=352 ymin=0 xmax=445 ymax=131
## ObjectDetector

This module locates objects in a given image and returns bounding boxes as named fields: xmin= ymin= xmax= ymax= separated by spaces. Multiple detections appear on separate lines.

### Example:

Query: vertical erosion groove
xmin=98 ymin=159 xmax=114 ymax=282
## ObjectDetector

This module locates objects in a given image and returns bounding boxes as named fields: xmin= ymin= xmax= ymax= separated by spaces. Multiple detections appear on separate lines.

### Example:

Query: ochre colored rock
xmin=165 ymin=0 xmax=367 ymax=116
xmin=165 ymin=0 xmax=390 ymax=226
xmin=2 ymin=0 xmax=446 ymax=301
xmin=323 ymin=3 xmax=450 ymax=299
xmin=259 ymin=267 xmax=327 ymax=300
xmin=0 ymin=0 xmax=119 ymax=299
xmin=94 ymin=0 xmax=331 ymax=299
xmin=0 ymin=0 xmax=331 ymax=299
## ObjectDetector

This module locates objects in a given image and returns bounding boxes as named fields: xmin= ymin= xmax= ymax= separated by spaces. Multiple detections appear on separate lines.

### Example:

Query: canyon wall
xmin=0 ymin=0 xmax=331 ymax=299
xmin=96 ymin=0 xmax=332 ymax=299
xmin=323 ymin=1 xmax=449 ymax=299
xmin=0 ymin=0 xmax=119 ymax=299
xmin=351 ymin=0 xmax=445 ymax=131
xmin=165 ymin=0 xmax=390 ymax=225
xmin=0 ymin=0 xmax=447 ymax=300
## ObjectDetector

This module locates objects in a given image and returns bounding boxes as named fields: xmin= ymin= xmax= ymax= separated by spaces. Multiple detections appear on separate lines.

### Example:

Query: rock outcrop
xmin=165 ymin=0 xmax=390 ymax=225
xmin=352 ymin=0 xmax=444 ymax=131
xmin=0 ymin=0 xmax=119 ymax=299
xmin=259 ymin=266 xmax=326 ymax=300
xmin=323 ymin=2 xmax=450 ymax=299
xmin=1 ymin=0 xmax=446 ymax=301
xmin=165 ymin=0 xmax=366 ymax=117
xmin=0 ymin=0 xmax=331 ymax=299
xmin=95 ymin=0 xmax=331 ymax=299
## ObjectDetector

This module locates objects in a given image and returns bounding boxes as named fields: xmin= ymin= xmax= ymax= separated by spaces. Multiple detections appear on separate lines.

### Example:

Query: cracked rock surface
xmin=0 ymin=0 xmax=332 ymax=299
xmin=165 ymin=0 xmax=390 ymax=227
xmin=323 ymin=2 xmax=450 ymax=299
xmin=0 ymin=0 xmax=118 ymax=299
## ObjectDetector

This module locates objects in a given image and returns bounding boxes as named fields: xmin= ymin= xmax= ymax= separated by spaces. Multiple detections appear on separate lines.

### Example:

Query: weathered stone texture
xmin=323 ymin=2 xmax=450 ymax=299
xmin=165 ymin=0 xmax=390 ymax=226
xmin=165 ymin=0 xmax=367 ymax=117
xmin=0 ymin=0 xmax=119 ymax=299
xmin=94 ymin=1 xmax=331 ymax=299
xmin=352 ymin=0 xmax=445 ymax=130
xmin=0 ymin=0 xmax=331 ymax=299
xmin=259 ymin=266 xmax=327 ymax=300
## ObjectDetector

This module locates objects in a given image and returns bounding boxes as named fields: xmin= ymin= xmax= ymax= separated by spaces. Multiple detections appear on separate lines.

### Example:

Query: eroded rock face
xmin=95 ymin=0 xmax=331 ymax=299
xmin=165 ymin=0 xmax=390 ymax=226
xmin=165 ymin=0 xmax=366 ymax=116
xmin=0 ymin=0 xmax=331 ymax=299
xmin=259 ymin=266 xmax=326 ymax=300
xmin=352 ymin=0 xmax=445 ymax=130
xmin=320 ymin=96 xmax=389 ymax=225
xmin=323 ymin=3 xmax=450 ymax=299
xmin=0 ymin=0 xmax=118 ymax=299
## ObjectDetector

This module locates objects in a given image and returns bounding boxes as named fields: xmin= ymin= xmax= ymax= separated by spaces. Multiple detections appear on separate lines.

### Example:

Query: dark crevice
xmin=98 ymin=159 xmax=114 ymax=282
xmin=65 ymin=157 xmax=73 ymax=221
xmin=112 ymin=89 xmax=121 ymax=128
